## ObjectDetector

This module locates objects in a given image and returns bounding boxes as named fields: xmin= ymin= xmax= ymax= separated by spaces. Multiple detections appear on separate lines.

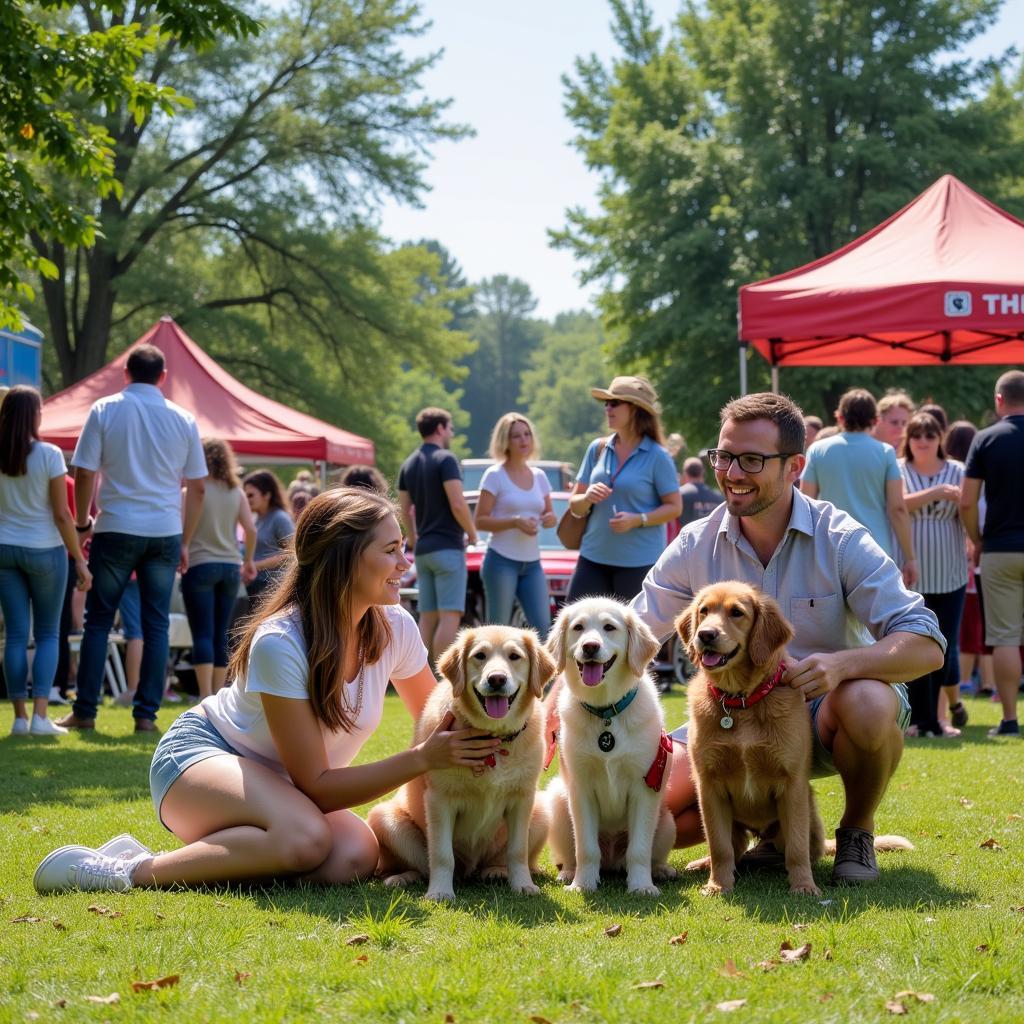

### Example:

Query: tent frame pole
xmin=771 ymin=366 xmax=779 ymax=394
xmin=739 ymin=341 xmax=748 ymax=396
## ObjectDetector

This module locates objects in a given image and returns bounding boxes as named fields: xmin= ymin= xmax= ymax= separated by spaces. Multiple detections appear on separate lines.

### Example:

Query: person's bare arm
xmin=238 ymin=491 xmax=258 ymax=584
xmin=48 ymin=476 xmax=91 ymax=590
xmin=784 ymin=631 xmax=943 ymax=700
xmin=259 ymin=692 xmax=499 ymax=813
xmin=903 ymin=482 xmax=960 ymax=512
xmin=398 ymin=489 xmax=416 ymax=551
xmin=180 ymin=477 xmax=206 ymax=573
xmin=73 ymin=467 xmax=97 ymax=531
xmin=475 ymin=488 xmax=535 ymax=535
xmin=959 ymin=477 xmax=982 ymax=546
xmin=885 ymin=478 xmax=918 ymax=587
xmin=609 ymin=490 xmax=682 ymax=534
xmin=442 ymin=478 xmax=478 ymax=545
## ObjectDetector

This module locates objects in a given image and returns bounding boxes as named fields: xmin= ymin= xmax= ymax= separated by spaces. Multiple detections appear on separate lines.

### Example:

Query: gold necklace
xmin=342 ymin=646 xmax=366 ymax=720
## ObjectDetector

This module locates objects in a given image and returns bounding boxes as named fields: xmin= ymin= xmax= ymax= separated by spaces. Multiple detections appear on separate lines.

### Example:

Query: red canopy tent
xmin=41 ymin=317 xmax=375 ymax=466
xmin=738 ymin=175 xmax=1024 ymax=391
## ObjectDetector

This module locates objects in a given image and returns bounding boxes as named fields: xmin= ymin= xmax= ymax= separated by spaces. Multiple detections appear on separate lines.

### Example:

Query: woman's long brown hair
xmin=0 ymin=386 xmax=42 ymax=477
xmin=228 ymin=487 xmax=397 ymax=732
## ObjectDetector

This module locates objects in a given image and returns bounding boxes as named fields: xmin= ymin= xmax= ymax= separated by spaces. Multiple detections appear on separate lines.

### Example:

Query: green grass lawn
xmin=2 ymin=690 xmax=1022 ymax=1023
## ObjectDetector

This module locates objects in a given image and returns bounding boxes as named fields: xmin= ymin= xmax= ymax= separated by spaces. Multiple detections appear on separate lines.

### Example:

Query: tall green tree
xmin=27 ymin=0 xmax=471 ymax=385
xmin=0 ymin=0 xmax=259 ymax=328
xmin=460 ymin=275 xmax=542 ymax=455
xmin=556 ymin=0 xmax=1024 ymax=440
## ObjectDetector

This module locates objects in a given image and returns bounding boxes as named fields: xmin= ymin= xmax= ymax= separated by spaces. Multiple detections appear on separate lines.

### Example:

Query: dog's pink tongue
xmin=701 ymin=651 xmax=725 ymax=669
xmin=484 ymin=695 xmax=510 ymax=719
xmin=581 ymin=662 xmax=604 ymax=687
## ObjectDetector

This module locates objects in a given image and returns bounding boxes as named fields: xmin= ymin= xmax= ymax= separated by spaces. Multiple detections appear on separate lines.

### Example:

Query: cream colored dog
xmin=546 ymin=597 xmax=677 ymax=895
xmin=368 ymin=625 xmax=556 ymax=902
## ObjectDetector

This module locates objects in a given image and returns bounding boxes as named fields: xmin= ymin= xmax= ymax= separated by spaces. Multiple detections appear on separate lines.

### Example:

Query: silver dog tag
xmin=719 ymin=714 xmax=734 ymax=730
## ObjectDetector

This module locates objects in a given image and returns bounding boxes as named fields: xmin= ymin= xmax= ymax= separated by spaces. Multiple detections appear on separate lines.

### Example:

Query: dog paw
xmin=627 ymin=882 xmax=662 ymax=897
xmin=684 ymin=855 xmax=712 ymax=873
xmin=479 ymin=866 xmax=508 ymax=882
xmin=424 ymin=888 xmax=455 ymax=903
xmin=652 ymin=864 xmax=678 ymax=881
xmin=566 ymin=876 xmax=598 ymax=893
xmin=701 ymin=881 xmax=732 ymax=897
xmin=382 ymin=870 xmax=420 ymax=889
xmin=789 ymin=880 xmax=822 ymax=896
xmin=509 ymin=880 xmax=540 ymax=896
xmin=557 ymin=868 xmax=575 ymax=884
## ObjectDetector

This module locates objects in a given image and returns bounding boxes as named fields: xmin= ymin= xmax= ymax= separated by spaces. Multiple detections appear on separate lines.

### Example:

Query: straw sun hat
xmin=590 ymin=375 xmax=661 ymax=417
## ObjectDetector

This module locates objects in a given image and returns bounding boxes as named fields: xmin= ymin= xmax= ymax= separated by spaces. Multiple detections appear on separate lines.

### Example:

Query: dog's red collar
xmin=707 ymin=662 xmax=786 ymax=709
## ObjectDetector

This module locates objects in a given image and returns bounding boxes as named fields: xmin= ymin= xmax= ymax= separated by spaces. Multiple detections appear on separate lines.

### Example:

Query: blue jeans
xmin=481 ymin=548 xmax=551 ymax=638
xmin=74 ymin=532 xmax=181 ymax=722
xmin=0 ymin=544 xmax=68 ymax=700
xmin=181 ymin=562 xmax=241 ymax=668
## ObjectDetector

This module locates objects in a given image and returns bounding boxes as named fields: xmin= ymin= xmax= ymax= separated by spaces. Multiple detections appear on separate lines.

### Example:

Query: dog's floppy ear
xmin=546 ymin=605 xmax=572 ymax=673
xmin=624 ymin=606 xmax=661 ymax=677
xmin=522 ymin=629 xmax=557 ymax=699
xmin=747 ymin=594 xmax=793 ymax=668
xmin=437 ymin=629 xmax=471 ymax=697
xmin=675 ymin=601 xmax=697 ymax=654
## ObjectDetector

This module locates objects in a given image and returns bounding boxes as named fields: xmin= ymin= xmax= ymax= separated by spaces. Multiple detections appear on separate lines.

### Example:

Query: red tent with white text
xmin=41 ymin=317 xmax=375 ymax=465
xmin=739 ymin=175 xmax=1024 ymax=378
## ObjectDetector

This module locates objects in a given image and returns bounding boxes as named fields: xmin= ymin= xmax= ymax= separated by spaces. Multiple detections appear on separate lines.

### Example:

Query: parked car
xmin=399 ymin=490 xmax=694 ymax=690
xmin=460 ymin=458 xmax=573 ymax=493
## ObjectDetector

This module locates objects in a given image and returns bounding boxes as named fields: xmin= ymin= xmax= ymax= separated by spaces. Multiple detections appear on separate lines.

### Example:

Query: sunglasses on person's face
xmin=604 ymin=400 xmax=624 ymax=409
xmin=909 ymin=432 xmax=939 ymax=440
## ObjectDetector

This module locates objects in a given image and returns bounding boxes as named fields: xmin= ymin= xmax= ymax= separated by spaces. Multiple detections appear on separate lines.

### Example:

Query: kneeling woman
xmin=35 ymin=488 xmax=499 ymax=892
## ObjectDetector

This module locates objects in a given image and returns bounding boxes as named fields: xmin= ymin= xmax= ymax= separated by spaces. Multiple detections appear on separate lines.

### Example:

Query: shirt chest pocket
xmin=789 ymin=594 xmax=843 ymax=646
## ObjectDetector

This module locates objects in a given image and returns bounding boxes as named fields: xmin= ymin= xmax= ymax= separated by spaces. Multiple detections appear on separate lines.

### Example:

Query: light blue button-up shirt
xmin=632 ymin=488 xmax=945 ymax=665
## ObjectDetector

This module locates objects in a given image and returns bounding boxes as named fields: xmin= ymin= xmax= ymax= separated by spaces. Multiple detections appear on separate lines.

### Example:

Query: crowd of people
xmin=4 ymin=344 xmax=1020 ymax=894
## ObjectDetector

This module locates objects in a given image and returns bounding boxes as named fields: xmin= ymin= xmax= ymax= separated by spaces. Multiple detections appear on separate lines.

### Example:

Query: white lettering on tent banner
xmin=944 ymin=291 xmax=972 ymax=317
xmin=981 ymin=293 xmax=1023 ymax=316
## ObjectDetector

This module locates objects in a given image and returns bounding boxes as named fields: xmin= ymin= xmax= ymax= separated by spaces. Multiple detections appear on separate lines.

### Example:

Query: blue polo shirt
xmin=576 ymin=435 xmax=679 ymax=568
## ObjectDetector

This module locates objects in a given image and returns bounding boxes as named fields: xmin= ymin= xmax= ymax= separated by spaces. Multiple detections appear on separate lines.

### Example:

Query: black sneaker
xmin=737 ymin=838 xmax=785 ymax=872
xmin=950 ymin=702 xmax=968 ymax=729
xmin=831 ymin=827 xmax=878 ymax=885
xmin=988 ymin=720 xmax=1020 ymax=737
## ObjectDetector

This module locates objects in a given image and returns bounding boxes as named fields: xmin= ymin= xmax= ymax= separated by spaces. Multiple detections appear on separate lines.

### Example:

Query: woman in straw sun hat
xmin=565 ymin=375 xmax=681 ymax=602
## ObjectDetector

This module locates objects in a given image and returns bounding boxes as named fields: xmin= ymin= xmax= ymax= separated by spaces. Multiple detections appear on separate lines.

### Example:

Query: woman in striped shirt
xmin=900 ymin=412 xmax=969 ymax=737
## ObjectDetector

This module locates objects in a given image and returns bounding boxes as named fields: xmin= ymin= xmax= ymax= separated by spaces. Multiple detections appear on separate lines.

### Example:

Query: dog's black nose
xmin=581 ymin=641 xmax=601 ymax=660
xmin=485 ymin=672 xmax=508 ymax=691
xmin=697 ymin=627 xmax=718 ymax=645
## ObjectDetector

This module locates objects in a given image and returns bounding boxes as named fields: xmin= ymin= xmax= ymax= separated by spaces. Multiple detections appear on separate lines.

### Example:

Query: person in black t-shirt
xmin=678 ymin=456 xmax=721 ymax=528
xmin=397 ymin=408 xmax=477 ymax=666
xmin=961 ymin=370 xmax=1024 ymax=737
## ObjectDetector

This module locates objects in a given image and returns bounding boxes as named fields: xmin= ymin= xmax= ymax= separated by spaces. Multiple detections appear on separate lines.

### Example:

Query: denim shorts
xmin=669 ymin=683 xmax=911 ymax=779
xmin=150 ymin=710 xmax=240 ymax=829
xmin=414 ymin=547 xmax=467 ymax=613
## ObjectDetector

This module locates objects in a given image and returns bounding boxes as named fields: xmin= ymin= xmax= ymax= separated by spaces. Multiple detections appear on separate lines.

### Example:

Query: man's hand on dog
xmin=783 ymin=652 xmax=845 ymax=700
xmin=418 ymin=712 xmax=502 ymax=770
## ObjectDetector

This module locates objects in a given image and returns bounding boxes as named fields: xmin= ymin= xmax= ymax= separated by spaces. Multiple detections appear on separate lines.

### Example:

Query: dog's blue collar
xmin=580 ymin=687 xmax=638 ymax=721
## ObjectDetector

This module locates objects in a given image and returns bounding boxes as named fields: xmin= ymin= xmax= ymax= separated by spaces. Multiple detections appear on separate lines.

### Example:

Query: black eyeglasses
xmin=707 ymin=449 xmax=798 ymax=474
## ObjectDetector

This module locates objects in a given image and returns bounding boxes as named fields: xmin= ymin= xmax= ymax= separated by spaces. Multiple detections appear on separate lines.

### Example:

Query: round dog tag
xmin=598 ymin=730 xmax=615 ymax=752
xmin=719 ymin=714 xmax=734 ymax=730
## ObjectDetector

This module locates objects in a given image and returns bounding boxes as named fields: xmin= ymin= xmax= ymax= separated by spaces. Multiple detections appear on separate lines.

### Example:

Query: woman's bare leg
xmin=212 ymin=667 xmax=228 ymax=693
xmin=303 ymin=810 xmax=379 ymax=884
xmin=193 ymin=664 xmax=214 ymax=700
xmin=666 ymin=743 xmax=704 ymax=848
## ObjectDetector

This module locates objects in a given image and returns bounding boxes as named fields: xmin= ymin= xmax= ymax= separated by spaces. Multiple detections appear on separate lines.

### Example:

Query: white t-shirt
xmin=200 ymin=604 xmax=427 ymax=776
xmin=71 ymin=383 xmax=207 ymax=537
xmin=0 ymin=442 xmax=67 ymax=548
xmin=479 ymin=464 xmax=551 ymax=562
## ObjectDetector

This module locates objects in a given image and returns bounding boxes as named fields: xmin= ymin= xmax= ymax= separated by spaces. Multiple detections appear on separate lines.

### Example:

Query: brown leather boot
xmin=54 ymin=712 xmax=95 ymax=730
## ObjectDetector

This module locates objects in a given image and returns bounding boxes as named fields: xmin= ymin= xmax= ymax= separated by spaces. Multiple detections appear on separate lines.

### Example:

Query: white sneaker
xmin=34 ymin=846 xmax=147 ymax=894
xmin=48 ymin=687 xmax=70 ymax=705
xmin=10 ymin=717 xmax=29 ymax=736
xmin=30 ymin=715 xmax=69 ymax=736
xmin=96 ymin=834 xmax=154 ymax=860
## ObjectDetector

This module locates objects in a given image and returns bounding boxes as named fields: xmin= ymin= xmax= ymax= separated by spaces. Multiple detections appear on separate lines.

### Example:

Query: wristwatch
xmin=640 ymin=512 xmax=648 ymax=527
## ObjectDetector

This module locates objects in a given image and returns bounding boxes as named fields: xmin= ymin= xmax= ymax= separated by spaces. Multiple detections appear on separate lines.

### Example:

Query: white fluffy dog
xmin=546 ymin=597 xmax=677 ymax=895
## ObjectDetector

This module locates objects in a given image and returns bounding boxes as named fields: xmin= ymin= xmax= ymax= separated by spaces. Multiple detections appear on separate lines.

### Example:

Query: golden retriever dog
xmin=368 ymin=625 xmax=556 ymax=902
xmin=677 ymin=581 xmax=825 ymax=896
xmin=546 ymin=597 xmax=677 ymax=896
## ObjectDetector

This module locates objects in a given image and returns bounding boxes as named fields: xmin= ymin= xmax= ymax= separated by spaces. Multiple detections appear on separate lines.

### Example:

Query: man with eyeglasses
xmin=632 ymin=392 xmax=945 ymax=885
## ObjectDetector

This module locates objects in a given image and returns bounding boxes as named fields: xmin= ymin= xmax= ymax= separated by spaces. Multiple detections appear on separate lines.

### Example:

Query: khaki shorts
xmin=980 ymin=551 xmax=1024 ymax=647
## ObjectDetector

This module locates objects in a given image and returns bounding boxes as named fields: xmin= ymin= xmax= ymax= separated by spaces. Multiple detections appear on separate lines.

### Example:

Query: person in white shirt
xmin=474 ymin=413 xmax=557 ymax=637
xmin=57 ymin=344 xmax=208 ymax=733
xmin=0 ymin=387 xmax=91 ymax=735
xmin=34 ymin=487 xmax=501 ymax=893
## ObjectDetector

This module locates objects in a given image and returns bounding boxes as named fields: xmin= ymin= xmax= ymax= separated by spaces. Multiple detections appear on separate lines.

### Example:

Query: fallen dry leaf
xmin=819 ymin=993 xmax=834 ymax=1002
xmin=234 ymin=970 xmax=252 ymax=985
xmin=780 ymin=941 xmax=812 ymax=963
xmin=1008 ymin=813 xmax=1022 ymax=821
xmin=51 ymin=920 xmax=66 ymax=930
xmin=131 ymin=974 xmax=180 ymax=993
xmin=632 ymin=980 xmax=665 ymax=990
xmin=84 ymin=993 xmax=120 ymax=1005
xmin=11 ymin=915 xmax=42 ymax=924
xmin=980 ymin=838 xmax=1002 ymax=850
xmin=669 ymin=931 xmax=688 ymax=945
xmin=53 ymin=999 xmax=67 ymax=1008
xmin=757 ymin=958 xmax=779 ymax=972
xmin=824 ymin=949 xmax=833 ymax=961
xmin=444 ymin=1015 xmax=456 ymax=1024
xmin=346 ymin=934 xmax=370 ymax=946
xmin=976 ymin=943 xmax=990 ymax=952
xmin=718 ymin=959 xmax=745 ymax=978
xmin=885 ymin=1000 xmax=907 ymax=1015
xmin=895 ymin=991 xmax=936 ymax=1004
xmin=529 ymin=1017 xmax=553 ymax=1024
xmin=792 ymin=922 xmax=810 ymax=931
xmin=569 ymin=1001 xmax=588 ymax=1011
xmin=959 ymin=797 xmax=974 ymax=808
xmin=604 ymin=923 xmax=622 ymax=937
xmin=154 ymin=912 xmax=166 ymax=920
xmin=1012 ymin=906 xmax=1024 ymax=914
xmin=716 ymin=999 xmax=747 ymax=1012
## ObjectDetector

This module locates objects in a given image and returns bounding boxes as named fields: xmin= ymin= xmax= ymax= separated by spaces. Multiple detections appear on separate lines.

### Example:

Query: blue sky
xmin=377 ymin=0 xmax=1024 ymax=319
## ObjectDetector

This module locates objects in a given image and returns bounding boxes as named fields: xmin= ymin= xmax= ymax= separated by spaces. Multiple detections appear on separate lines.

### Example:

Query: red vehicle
xmin=400 ymin=491 xmax=693 ymax=689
